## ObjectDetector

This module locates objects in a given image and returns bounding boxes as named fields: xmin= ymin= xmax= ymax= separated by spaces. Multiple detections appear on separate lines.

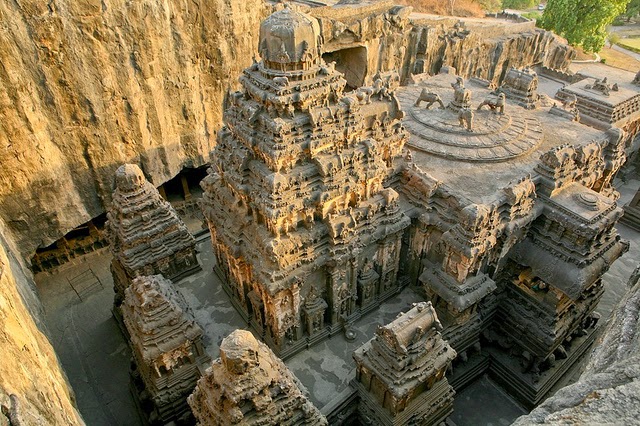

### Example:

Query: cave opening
xmin=322 ymin=46 xmax=368 ymax=91
xmin=30 ymin=165 xmax=210 ymax=273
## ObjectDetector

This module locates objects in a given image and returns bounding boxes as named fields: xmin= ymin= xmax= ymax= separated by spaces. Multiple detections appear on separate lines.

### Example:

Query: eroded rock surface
xmin=0 ymin=0 xmax=267 ymax=256
xmin=0 ymin=219 xmax=84 ymax=425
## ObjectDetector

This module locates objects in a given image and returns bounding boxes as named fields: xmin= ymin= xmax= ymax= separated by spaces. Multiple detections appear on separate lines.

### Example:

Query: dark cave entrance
xmin=323 ymin=46 xmax=368 ymax=91
xmin=30 ymin=165 xmax=210 ymax=273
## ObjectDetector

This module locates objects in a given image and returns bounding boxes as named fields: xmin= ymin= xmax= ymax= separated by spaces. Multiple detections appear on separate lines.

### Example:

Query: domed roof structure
xmin=258 ymin=8 xmax=321 ymax=72
xmin=115 ymin=163 xmax=146 ymax=191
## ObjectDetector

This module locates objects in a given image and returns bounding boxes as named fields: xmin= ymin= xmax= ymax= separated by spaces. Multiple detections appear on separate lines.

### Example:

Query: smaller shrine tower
xmin=188 ymin=329 xmax=327 ymax=425
xmin=353 ymin=301 xmax=457 ymax=425
xmin=123 ymin=275 xmax=210 ymax=424
xmin=107 ymin=164 xmax=200 ymax=310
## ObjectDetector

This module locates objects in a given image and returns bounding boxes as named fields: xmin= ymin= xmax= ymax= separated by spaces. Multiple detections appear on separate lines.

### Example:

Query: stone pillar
xmin=158 ymin=184 xmax=167 ymax=200
xmin=181 ymin=174 xmax=192 ymax=201
xmin=620 ymin=186 xmax=640 ymax=231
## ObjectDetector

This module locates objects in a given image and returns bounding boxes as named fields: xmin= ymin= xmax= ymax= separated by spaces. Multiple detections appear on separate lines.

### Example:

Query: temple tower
xmin=122 ymin=275 xmax=210 ymax=424
xmin=107 ymin=164 xmax=200 ymax=309
xmin=486 ymin=143 xmax=629 ymax=407
xmin=353 ymin=301 xmax=456 ymax=425
xmin=187 ymin=329 xmax=327 ymax=426
xmin=201 ymin=7 xmax=409 ymax=356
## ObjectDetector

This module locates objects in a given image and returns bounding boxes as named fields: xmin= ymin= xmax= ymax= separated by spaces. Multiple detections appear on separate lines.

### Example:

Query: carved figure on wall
xmin=477 ymin=92 xmax=505 ymax=114
xmin=414 ymin=89 xmax=445 ymax=109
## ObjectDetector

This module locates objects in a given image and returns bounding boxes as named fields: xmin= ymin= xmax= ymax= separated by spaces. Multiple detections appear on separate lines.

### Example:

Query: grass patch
xmin=618 ymin=37 xmax=640 ymax=51
xmin=521 ymin=11 xmax=542 ymax=20
xmin=598 ymin=46 xmax=640 ymax=72
xmin=573 ymin=47 xmax=596 ymax=61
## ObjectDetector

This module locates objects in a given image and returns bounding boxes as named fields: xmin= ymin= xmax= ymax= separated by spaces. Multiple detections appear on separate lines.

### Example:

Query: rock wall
xmin=512 ymin=271 xmax=640 ymax=425
xmin=0 ymin=0 xmax=267 ymax=256
xmin=0 ymin=1 xmax=573 ymax=259
xmin=314 ymin=5 xmax=574 ymax=86
xmin=0 ymin=218 xmax=84 ymax=425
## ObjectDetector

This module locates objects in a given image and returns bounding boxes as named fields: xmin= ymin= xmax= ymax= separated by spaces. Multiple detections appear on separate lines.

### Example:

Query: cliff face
xmin=0 ymin=0 xmax=267 ymax=256
xmin=315 ymin=6 xmax=574 ymax=86
xmin=0 ymin=218 xmax=84 ymax=425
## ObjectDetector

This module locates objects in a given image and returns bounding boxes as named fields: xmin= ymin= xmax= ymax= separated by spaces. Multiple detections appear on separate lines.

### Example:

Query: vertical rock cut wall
xmin=0 ymin=0 xmax=267 ymax=255
xmin=0 ymin=218 xmax=84 ymax=425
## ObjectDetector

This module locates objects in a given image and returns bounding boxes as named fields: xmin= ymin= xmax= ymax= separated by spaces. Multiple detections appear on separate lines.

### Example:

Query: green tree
xmin=539 ymin=0 xmax=631 ymax=52
xmin=622 ymin=0 xmax=640 ymax=20
xmin=502 ymin=0 xmax=535 ymax=9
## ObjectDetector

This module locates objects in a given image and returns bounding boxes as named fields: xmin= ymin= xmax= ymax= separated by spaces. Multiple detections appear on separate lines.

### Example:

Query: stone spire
xmin=354 ymin=301 xmax=456 ymax=425
xmin=188 ymin=329 xmax=327 ymax=426
xmin=201 ymin=7 xmax=409 ymax=357
xmin=107 ymin=163 xmax=199 ymax=307
xmin=123 ymin=274 xmax=210 ymax=424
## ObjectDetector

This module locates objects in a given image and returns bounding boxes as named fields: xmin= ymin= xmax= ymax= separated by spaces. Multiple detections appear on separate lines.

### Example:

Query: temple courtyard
xmin=35 ymin=176 xmax=640 ymax=425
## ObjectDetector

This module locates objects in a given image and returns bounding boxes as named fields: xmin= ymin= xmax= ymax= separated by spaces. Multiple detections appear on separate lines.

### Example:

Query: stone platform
xmin=396 ymin=74 xmax=604 ymax=203
xmin=399 ymin=86 xmax=543 ymax=162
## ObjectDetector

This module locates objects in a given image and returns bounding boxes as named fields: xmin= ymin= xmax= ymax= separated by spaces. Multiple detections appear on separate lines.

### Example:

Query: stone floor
xmin=35 ymin=178 xmax=640 ymax=426
xmin=451 ymin=375 xmax=527 ymax=426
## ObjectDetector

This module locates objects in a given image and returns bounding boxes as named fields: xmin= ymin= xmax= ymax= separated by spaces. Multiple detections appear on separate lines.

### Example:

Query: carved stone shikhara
xmin=201 ymin=7 xmax=410 ymax=357
xmin=556 ymin=77 xmax=640 ymax=127
xmin=501 ymin=67 xmax=540 ymax=109
xmin=188 ymin=329 xmax=327 ymax=426
xmin=354 ymin=302 xmax=456 ymax=425
xmin=107 ymin=164 xmax=200 ymax=309
xmin=123 ymin=275 xmax=210 ymax=425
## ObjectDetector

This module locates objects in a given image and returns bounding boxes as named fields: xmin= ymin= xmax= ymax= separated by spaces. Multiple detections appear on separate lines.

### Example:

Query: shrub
xmin=502 ymin=0 xmax=536 ymax=10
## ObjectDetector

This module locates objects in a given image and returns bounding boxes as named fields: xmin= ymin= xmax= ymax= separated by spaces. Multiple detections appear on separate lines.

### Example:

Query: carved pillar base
xmin=620 ymin=203 xmax=640 ymax=231
xmin=485 ymin=324 xmax=601 ymax=409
